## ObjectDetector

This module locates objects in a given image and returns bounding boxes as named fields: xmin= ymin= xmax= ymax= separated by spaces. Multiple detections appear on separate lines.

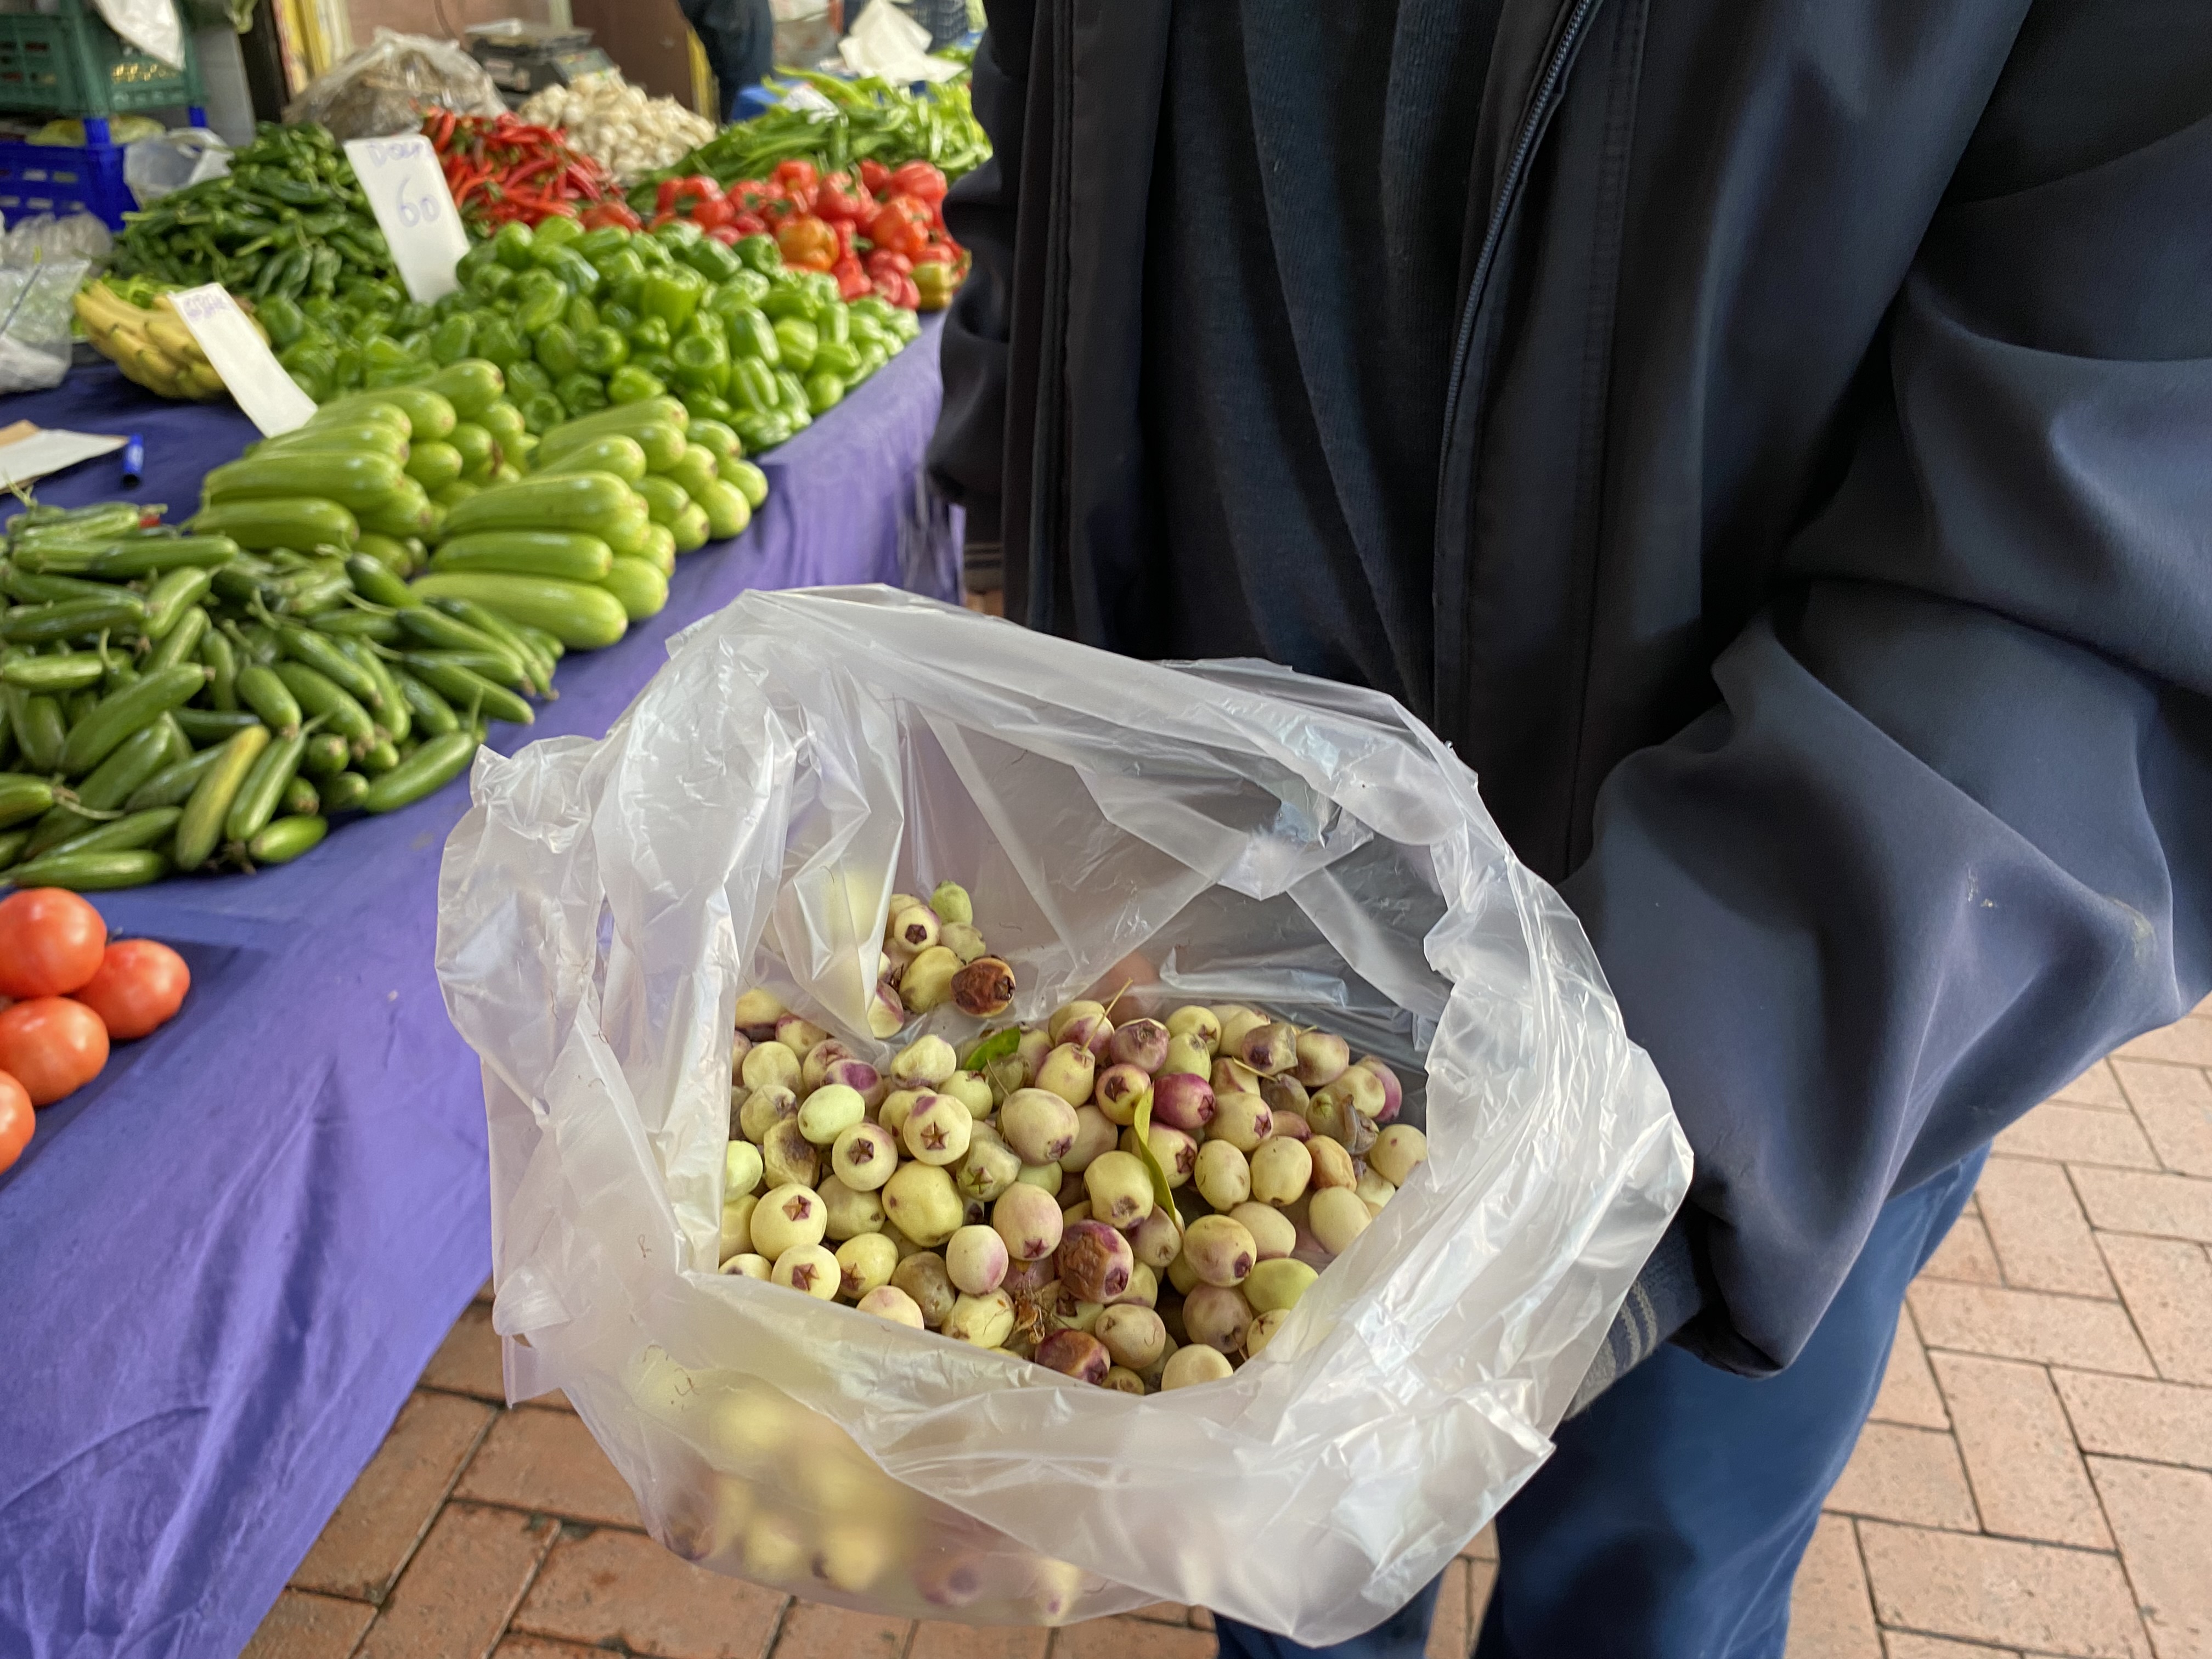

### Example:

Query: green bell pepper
xmin=772 ymin=317 xmax=819 ymax=375
xmin=600 ymin=302 xmax=641 ymax=337
xmin=574 ymin=227 xmax=630 ymax=262
xmin=565 ymin=293 xmax=600 ymax=335
xmin=506 ymin=358 xmax=555 ymax=400
xmin=520 ymin=392 xmax=567 ymax=434
xmin=467 ymin=262 xmax=517 ymax=302
xmin=458 ymin=239 xmax=499 ymax=281
xmin=814 ymin=303 xmax=850 ymax=348
xmin=627 ymin=316 xmax=674 ymax=355
xmin=494 ymin=221 xmax=536 ymax=270
xmin=630 ymin=233 xmax=672 ymax=267
xmin=811 ymin=339 xmax=861 ymax=380
xmin=729 ymin=356 xmax=780 ymax=415
xmin=278 ymin=340 xmax=337 ymax=400
xmin=535 ymin=322 xmax=583 ymax=379
xmin=474 ymin=315 xmax=523 ymax=370
xmin=680 ymin=237 xmax=743 ymax=284
xmin=653 ymin=218 xmax=704 ymax=248
xmin=607 ymin=365 xmax=667 ymax=405
xmin=725 ymin=269 xmax=771 ymax=306
xmin=804 ymin=371 xmax=844 ymax=415
xmin=575 ymin=325 xmax=630 ymax=375
xmin=775 ymin=370 xmax=811 ymax=417
xmin=546 ymin=247 xmax=603 ymax=300
xmin=760 ymin=287 xmax=814 ymax=323
xmin=671 ymin=324 xmax=730 ymax=395
xmin=732 ymin=410 xmax=795 ymax=451
xmin=428 ymin=315 xmax=476 ymax=365
xmin=514 ymin=272 xmax=568 ymax=334
xmin=534 ymin=215 xmax=584 ymax=249
xmin=556 ymin=372 xmax=610 ymax=417
xmin=394 ymin=301 xmax=435 ymax=333
xmin=734 ymin=234 xmax=780 ymax=277
xmin=725 ymin=304 xmax=780 ymax=366
xmin=640 ymin=267 xmax=705 ymax=331
xmin=594 ymin=247 xmax=646 ymax=297
xmin=680 ymin=388 xmax=736 ymax=425
xmin=629 ymin=351 xmax=675 ymax=384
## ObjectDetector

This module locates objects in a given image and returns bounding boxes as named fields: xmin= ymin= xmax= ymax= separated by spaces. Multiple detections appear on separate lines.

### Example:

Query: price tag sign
xmin=170 ymin=285 xmax=318 ymax=437
xmin=345 ymin=134 xmax=469 ymax=303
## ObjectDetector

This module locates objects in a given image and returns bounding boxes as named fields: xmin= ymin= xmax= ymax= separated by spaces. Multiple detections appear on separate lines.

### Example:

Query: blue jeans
xmin=1214 ymin=1150 xmax=1985 ymax=1659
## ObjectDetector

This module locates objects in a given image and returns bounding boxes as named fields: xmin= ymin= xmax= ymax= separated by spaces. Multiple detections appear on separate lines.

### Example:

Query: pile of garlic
xmin=518 ymin=71 xmax=716 ymax=186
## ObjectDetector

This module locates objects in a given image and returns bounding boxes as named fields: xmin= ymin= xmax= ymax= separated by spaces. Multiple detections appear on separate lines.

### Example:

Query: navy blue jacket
xmin=927 ymin=0 xmax=2212 ymax=1375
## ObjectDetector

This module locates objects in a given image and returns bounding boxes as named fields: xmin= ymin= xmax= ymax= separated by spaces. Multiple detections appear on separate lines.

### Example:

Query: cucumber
xmin=441 ymin=472 xmax=641 ymax=539
xmin=190 ymin=497 xmax=360 ymax=552
xmin=261 ymin=421 xmax=410 ymax=463
xmin=203 ymin=451 xmax=409 ymax=511
xmin=406 ymin=442 xmax=465 ymax=491
xmin=408 ymin=572 xmax=629 ymax=650
xmin=175 ymin=724 xmax=270 ymax=871
xmin=635 ymin=475 xmax=691 ymax=527
xmin=697 ymin=479 xmax=752 ymax=540
xmin=431 ymin=531 xmax=614 ymax=582
xmin=0 ymin=848 xmax=167 ymax=890
xmin=601 ymin=557 xmax=669 ymax=621
xmin=247 ymin=814 xmax=327 ymax=864
xmin=360 ymin=731 xmax=476 ymax=813
xmin=534 ymin=434 xmax=648 ymax=484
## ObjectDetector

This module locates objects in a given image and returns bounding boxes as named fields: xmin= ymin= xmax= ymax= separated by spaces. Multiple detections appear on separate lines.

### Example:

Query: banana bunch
xmin=72 ymin=280 xmax=259 ymax=402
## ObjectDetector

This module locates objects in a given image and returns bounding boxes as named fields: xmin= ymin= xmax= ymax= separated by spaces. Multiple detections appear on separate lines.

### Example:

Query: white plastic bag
xmin=0 ymin=258 xmax=88 ymax=392
xmin=437 ymin=586 xmax=1690 ymax=1642
xmin=282 ymin=28 xmax=504 ymax=140
xmin=125 ymin=128 xmax=229 ymax=206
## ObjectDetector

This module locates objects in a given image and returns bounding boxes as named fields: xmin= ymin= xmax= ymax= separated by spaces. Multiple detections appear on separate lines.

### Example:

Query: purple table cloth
xmin=0 ymin=319 xmax=949 ymax=1659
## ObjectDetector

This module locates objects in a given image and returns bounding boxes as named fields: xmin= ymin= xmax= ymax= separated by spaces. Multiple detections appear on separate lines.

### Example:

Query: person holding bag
xmin=928 ymin=2 xmax=2212 ymax=1652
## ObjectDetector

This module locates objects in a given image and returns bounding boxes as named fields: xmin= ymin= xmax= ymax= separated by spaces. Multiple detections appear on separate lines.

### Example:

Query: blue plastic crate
xmin=0 ymin=121 xmax=136 ymax=228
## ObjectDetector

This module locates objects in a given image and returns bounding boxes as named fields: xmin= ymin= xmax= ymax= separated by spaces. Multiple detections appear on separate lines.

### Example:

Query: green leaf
xmin=960 ymin=1025 xmax=1020 ymax=1072
xmin=1130 ymin=1095 xmax=1180 ymax=1228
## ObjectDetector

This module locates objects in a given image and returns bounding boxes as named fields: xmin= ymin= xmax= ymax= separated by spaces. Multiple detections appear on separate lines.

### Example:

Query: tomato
xmin=0 ymin=889 xmax=108 ymax=999
xmin=72 ymin=939 xmax=191 ymax=1041
xmin=0 ymin=1071 xmax=29 ymax=1174
xmin=0 ymin=997 xmax=109 ymax=1106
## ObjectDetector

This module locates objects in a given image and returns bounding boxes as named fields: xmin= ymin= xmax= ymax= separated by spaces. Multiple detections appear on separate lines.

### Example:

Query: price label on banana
xmin=345 ymin=134 xmax=469 ymax=304
xmin=169 ymin=285 xmax=318 ymax=437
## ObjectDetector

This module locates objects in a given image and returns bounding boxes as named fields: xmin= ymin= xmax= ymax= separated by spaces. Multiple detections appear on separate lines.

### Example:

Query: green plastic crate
xmin=0 ymin=0 xmax=201 ymax=118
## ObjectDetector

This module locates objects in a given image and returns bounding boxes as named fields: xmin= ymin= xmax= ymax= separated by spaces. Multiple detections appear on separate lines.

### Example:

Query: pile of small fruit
xmin=720 ymin=884 xmax=1427 ymax=1393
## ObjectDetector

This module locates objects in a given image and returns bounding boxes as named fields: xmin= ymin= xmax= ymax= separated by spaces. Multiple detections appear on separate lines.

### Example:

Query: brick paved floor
xmin=245 ymin=1004 xmax=2212 ymax=1659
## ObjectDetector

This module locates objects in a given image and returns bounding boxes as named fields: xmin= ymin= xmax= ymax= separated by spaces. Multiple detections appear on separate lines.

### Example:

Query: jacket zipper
xmin=1437 ymin=0 xmax=1611 ymax=448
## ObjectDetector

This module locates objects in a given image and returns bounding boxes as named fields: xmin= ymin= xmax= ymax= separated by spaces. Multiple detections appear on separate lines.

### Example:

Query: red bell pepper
xmin=814 ymin=170 xmax=871 ymax=223
xmin=873 ymin=270 xmax=921 ymax=309
xmin=909 ymin=240 xmax=957 ymax=266
xmin=865 ymin=247 xmax=913 ymax=280
xmin=888 ymin=161 xmax=949 ymax=207
xmin=730 ymin=210 xmax=769 ymax=238
xmin=831 ymin=253 xmax=872 ymax=300
xmin=706 ymin=224 xmax=740 ymax=244
xmin=771 ymin=159 xmax=820 ymax=213
xmin=859 ymin=159 xmax=891 ymax=197
xmin=867 ymin=195 xmax=934 ymax=260
xmin=776 ymin=214 xmax=839 ymax=272
xmin=581 ymin=200 xmax=641 ymax=232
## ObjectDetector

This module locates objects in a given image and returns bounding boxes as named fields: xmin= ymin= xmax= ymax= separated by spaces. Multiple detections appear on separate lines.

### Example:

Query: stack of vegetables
xmin=111 ymin=122 xmax=398 ymax=298
xmin=635 ymin=74 xmax=990 ymax=207
xmin=424 ymin=108 xmax=639 ymax=234
xmin=403 ymin=391 xmax=765 ymax=644
xmin=263 ymin=217 xmax=919 ymax=452
xmin=0 ymin=375 xmax=550 ymax=891
xmin=646 ymin=158 xmax=962 ymax=312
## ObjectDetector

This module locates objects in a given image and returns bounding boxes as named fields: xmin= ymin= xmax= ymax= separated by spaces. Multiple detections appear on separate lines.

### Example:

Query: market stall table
xmin=0 ymin=318 xmax=950 ymax=1659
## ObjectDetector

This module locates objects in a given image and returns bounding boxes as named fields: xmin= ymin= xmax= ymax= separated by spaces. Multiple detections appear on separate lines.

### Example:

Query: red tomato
xmin=72 ymin=939 xmax=191 ymax=1041
xmin=0 ymin=889 xmax=108 ymax=1000
xmin=0 ymin=1071 xmax=29 ymax=1174
xmin=0 ymin=997 xmax=108 ymax=1106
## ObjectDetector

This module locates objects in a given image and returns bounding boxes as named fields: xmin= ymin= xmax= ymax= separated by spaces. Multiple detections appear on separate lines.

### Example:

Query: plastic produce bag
xmin=125 ymin=128 xmax=229 ymax=206
xmin=283 ymin=28 xmax=504 ymax=140
xmin=0 ymin=259 xmax=89 ymax=392
xmin=437 ymin=587 xmax=1690 ymax=1642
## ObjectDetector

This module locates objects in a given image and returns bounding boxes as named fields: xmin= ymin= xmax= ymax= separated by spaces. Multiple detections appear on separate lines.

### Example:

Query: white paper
xmin=344 ymin=134 xmax=469 ymax=304
xmin=0 ymin=426 xmax=127 ymax=489
xmin=170 ymin=285 xmax=318 ymax=437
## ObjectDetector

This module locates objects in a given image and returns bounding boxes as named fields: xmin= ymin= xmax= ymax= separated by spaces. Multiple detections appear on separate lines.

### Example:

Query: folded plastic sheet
xmin=436 ymin=586 xmax=1690 ymax=1643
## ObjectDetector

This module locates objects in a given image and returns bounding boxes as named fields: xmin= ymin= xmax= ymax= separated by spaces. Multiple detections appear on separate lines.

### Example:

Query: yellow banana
xmin=142 ymin=313 xmax=201 ymax=360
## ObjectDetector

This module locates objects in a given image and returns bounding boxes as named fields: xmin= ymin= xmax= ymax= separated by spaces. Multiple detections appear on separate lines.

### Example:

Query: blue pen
xmin=121 ymin=434 xmax=144 ymax=488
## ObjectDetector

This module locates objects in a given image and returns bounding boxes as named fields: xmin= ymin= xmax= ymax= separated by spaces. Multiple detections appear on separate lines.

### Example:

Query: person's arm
xmin=1565 ymin=29 xmax=2212 ymax=1379
xmin=927 ymin=1 xmax=1035 ymax=603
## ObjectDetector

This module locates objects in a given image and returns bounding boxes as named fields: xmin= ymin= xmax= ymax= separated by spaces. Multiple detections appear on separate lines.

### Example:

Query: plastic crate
xmin=898 ymin=0 xmax=967 ymax=49
xmin=0 ymin=0 xmax=202 ymax=119
xmin=0 ymin=124 xmax=136 ymax=228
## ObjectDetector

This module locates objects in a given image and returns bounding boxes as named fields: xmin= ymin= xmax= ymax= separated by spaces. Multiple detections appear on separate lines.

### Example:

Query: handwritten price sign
xmin=171 ymin=285 xmax=317 ymax=436
xmin=344 ymin=135 xmax=469 ymax=303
